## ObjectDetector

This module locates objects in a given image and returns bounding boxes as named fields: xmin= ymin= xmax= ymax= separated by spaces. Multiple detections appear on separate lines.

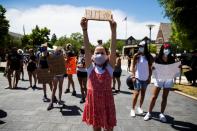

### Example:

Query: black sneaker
xmin=32 ymin=85 xmax=36 ymax=90
xmin=58 ymin=100 xmax=64 ymax=105
xmin=115 ymin=89 xmax=120 ymax=93
xmin=112 ymin=87 xmax=115 ymax=90
xmin=47 ymin=103 xmax=53 ymax=111
xmin=80 ymin=98 xmax=85 ymax=103
xmin=53 ymin=96 xmax=58 ymax=103
xmin=43 ymin=96 xmax=50 ymax=102
xmin=72 ymin=90 xmax=76 ymax=96
xmin=64 ymin=88 xmax=70 ymax=93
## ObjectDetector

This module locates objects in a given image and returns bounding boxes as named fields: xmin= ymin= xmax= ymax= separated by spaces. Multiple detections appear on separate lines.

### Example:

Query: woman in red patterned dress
xmin=80 ymin=17 xmax=117 ymax=131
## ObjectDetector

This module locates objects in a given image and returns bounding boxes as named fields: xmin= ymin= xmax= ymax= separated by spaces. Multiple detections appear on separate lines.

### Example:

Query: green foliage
xmin=158 ymin=0 xmax=197 ymax=50
xmin=103 ymin=39 xmax=124 ymax=54
xmin=30 ymin=25 xmax=50 ymax=46
xmin=5 ymin=35 xmax=22 ymax=48
xmin=55 ymin=35 xmax=67 ymax=46
xmin=70 ymin=32 xmax=83 ymax=43
xmin=148 ymin=44 xmax=157 ymax=54
xmin=21 ymin=35 xmax=31 ymax=47
xmin=50 ymin=33 xmax=57 ymax=46
xmin=116 ymin=40 xmax=125 ymax=53
xmin=0 ymin=5 xmax=9 ymax=47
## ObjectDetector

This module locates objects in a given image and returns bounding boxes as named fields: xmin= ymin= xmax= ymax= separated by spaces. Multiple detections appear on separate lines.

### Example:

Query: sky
xmin=1 ymin=0 xmax=170 ymax=44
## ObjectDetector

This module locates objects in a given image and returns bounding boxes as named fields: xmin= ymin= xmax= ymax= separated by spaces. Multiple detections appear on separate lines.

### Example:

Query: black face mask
xmin=80 ymin=50 xmax=85 ymax=54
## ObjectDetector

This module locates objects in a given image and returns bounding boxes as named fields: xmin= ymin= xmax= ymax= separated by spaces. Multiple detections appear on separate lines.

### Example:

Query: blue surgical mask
xmin=138 ymin=47 xmax=144 ymax=53
xmin=163 ymin=49 xmax=170 ymax=56
xmin=93 ymin=54 xmax=107 ymax=65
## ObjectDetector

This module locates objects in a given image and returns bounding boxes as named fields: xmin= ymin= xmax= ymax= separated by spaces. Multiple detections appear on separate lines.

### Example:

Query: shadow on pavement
xmin=31 ymin=86 xmax=43 ymax=90
xmin=60 ymin=104 xmax=83 ymax=116
xmin=5 ymin=87 xmax=29 ymax=90
xmin=143 ymin=111 xmax=197 ymax=130
xmin=0 ymin=109 xmax=7 ymax=125
xmin=0 ymin=109 xmax=7 ymax=118
xmin=119 ymin=90 xmax=132 ymax=95
xmin=75 ymin=94 xmax=82 ymax=99
xmin=171 ymin=120 xmax=197 ymax=131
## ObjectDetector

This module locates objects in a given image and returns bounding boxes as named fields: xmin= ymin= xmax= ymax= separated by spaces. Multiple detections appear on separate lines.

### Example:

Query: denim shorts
xmin=133 ymin=79 xmax=148 ymax=91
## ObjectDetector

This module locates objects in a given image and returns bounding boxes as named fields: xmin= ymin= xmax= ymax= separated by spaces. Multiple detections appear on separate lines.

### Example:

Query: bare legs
xmin=7 ymin=69 xmax=20 ymax=88
xmin=78 ymin=76 xmax=87 ymax=102
xmin=112 ymin=77 xmax=121 ymax=92
xmin=28 ymin=71 xmax=37 ymax=87
xmin=67 ymin=74 xmax=75 ymax=92
xmin=132 ymin=87 xmax=147 ymax=110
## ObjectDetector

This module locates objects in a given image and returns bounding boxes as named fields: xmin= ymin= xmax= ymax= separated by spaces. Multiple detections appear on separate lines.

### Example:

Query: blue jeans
xmin=133 ymin=79 xmax=148 ymax=91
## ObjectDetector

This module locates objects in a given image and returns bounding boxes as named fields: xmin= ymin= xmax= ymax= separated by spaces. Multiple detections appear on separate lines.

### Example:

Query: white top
xmin=77 ymin=54 xmax=87 ymax=72
xmin=135 ymin=56 xmax=149 ymax=81
xmin=87 ymin=63 xmax=113 ymax=77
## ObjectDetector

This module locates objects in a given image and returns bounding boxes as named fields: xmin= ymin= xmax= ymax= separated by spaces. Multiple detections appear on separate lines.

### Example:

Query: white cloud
xmin=6 ymin=4 xmax=160 ymax=44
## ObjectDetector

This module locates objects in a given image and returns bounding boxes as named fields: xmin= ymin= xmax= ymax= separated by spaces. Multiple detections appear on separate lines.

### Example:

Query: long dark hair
xmin=158 ymin=44 xmax=172 ymax=60
xmin=136 ymin=43 xmax=152 ymax=65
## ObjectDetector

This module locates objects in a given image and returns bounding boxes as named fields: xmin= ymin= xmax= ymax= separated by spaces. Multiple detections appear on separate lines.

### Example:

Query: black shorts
xmin=27 ymin=62 xmax=37 ymax=72
xmin=113 ymin=71 xmax=121 ymax=78
xmin=77 ymin=71 xmax=87 ymax=78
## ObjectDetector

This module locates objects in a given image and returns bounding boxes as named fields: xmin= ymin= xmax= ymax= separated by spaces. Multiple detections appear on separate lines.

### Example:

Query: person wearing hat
xmin=76 ymin=46 xmax=87 ymax=103
xmin=17 ymin=49 xmax=25 ymax=81
xmin=144 ymin=43 xmax=175 ymax=122
xmin=130 ymin=40 xmax=153 ymax=117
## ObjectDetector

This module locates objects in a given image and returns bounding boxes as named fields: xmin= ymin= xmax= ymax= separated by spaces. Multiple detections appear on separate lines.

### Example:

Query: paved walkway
xmin=0 ymin=66 xmax=197 ymax=131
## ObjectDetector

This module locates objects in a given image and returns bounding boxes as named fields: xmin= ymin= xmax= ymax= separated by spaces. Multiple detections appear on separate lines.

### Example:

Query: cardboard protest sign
xmin=36 ymin=68 xmax=53 ymax=84
xmin=66 ymin=57 xmax=77 ymax=74
xmin=85 ymin=9 xmax=113 ymax=21
xmin=48 ymin=55 xmax=66 ymax=75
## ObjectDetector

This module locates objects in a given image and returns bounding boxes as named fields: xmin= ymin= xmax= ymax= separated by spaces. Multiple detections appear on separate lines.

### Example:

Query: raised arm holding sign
xmin=81 ymin=10 xmax=117 ymax=131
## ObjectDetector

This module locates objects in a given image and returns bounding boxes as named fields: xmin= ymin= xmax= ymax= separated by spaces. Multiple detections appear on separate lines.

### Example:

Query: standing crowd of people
xmin=2 ymin=17 xmax=192 ymax=131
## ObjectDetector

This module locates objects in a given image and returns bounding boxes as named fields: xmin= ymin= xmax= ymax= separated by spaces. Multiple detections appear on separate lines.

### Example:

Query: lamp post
xmin=146 ymin=24 xmax=155 ymax=52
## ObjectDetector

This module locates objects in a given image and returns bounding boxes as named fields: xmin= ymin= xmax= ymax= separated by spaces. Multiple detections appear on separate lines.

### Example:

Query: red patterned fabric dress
xmin=82 ymin=65 xmax=116 ymax=129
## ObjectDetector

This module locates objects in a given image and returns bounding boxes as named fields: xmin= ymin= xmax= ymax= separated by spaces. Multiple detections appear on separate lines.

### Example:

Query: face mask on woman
xmin=138 ymin=47 xmax=144 ymax=53
xmin=163 ymin=49 xmax=170 ymax=56
xmin=92 ymin=54 xmax=107 ymax=65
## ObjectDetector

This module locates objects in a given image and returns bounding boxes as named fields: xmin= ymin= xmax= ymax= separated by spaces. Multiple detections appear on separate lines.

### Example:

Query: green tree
xmin=0 ymin=5 xmax=9 ymax=47
xmin=70 ymin=32 xmax=83 ymax=43
xmin=103 ymin=39 xmax=124 ymax=54
xmin=50 ymin=33 xmax=57 ymax=46
xmin=148 ymin=44 xmax=157 ymax=54
xmin=55 ymin=35 xmax=67 ymax=46
xmin=158 ymin=0 xmax=197 ymax=49
xmin=21 ymin=35 xmax=31 ymax=47
xmin=30 ymin=25 xmax=50 ymax=47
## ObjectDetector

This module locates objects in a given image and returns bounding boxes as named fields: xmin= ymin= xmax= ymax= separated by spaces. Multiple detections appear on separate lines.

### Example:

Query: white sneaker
xmin=159 ymin=113 xmax=167 ymax=122
xmin=137 ymin=107 xmax=143 ymax=114
xmin=130 ymin=109 xmax=135 ymax=117
xmin=144 ymin=112 xmax=151 ymax=121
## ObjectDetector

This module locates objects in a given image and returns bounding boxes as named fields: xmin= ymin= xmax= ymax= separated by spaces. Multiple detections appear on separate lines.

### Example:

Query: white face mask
xmin=138 ymin=47 xmax=144 ymax=53
xmin=163 ymin=49 xmax=170 ymax=56
xmin=92 ymin=54 xmax=107 ymax=65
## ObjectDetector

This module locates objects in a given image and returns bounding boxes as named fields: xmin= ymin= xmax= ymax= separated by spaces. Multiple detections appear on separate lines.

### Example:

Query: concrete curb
xmin=174 ymin=90 xmax=197 ymax=101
